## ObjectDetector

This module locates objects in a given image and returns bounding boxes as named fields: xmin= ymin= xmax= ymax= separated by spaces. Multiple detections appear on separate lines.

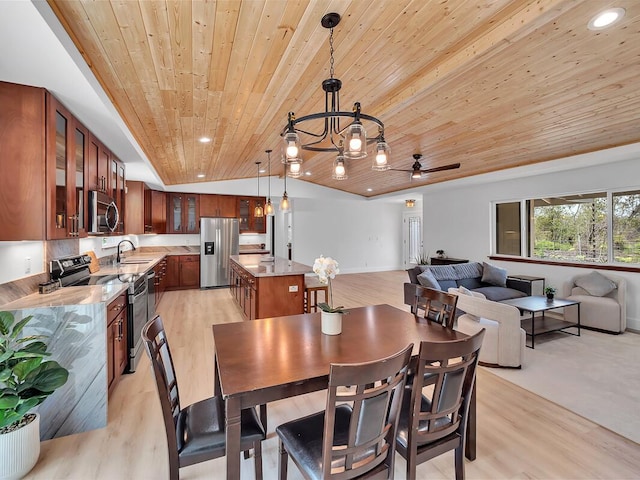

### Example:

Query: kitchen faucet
xmin=116 ymin=239 xmax=137 ymax=264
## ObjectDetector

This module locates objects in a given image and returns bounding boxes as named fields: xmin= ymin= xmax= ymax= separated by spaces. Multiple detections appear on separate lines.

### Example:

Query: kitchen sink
xmin=119 ymin=259 xmax=152 ymax=264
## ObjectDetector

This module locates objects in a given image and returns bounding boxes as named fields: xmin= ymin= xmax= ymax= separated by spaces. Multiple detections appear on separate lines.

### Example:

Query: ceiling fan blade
xmin=420 ymin=162 xmax=461 ymax=174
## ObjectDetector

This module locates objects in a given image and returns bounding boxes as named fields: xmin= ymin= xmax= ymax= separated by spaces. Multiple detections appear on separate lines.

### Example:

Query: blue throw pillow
xmin=481 ymin=262 xmax=507 ymax=287
xmin=417 ymin=269 xmax=441 ymax=290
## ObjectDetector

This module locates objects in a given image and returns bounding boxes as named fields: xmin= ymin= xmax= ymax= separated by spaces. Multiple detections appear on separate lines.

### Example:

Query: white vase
xmin=321 ymin=311 xmax=342 ymax=335
xmin=0 ymin=413 xmax=40 ymax=480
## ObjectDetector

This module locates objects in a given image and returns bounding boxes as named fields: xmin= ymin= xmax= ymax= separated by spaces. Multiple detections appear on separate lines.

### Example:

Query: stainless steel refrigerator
xmin=200 ymin=217 xmax=239 ymax=288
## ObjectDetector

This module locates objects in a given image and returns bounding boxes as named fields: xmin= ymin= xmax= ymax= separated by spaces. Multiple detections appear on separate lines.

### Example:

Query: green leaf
xmin=16 ymin=397 xmax=40 ymax=415
xmin=0 ymin=393 xmax=19 ymax=409
xmin=0 ymin=367 xmax=12 ymax=382
xmin=0 ymin=311 xmax=14 ymax=336
xmin=12 ymin=358 xmax=43 ymax=381
xmin=26 ymin=363 xmax=69 ymax=392
xmin=0 ymin=349 xmax=14 ymax=363
xmin=10 ymin=315 xmax=33 ymax=339
xmin=16 ymin=335 xmax=47 ymax=344
xmin=20 ymin=341 xmax=48 ymax=354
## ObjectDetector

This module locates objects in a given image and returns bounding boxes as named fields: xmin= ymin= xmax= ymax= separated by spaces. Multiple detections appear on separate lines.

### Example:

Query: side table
xmin=507 ymin=275 xmax=545 ymax=296
xmin=430 ymin=257 xmax=469 ymax=266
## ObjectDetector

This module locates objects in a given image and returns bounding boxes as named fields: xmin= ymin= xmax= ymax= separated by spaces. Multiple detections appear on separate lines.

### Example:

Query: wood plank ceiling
xmin=48 ymin=0 xmax=640 ymax=197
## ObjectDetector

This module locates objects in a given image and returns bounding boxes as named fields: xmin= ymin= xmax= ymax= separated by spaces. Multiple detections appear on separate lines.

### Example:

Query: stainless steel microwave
xmin=88 ymin=190 xmax=119 ymax=234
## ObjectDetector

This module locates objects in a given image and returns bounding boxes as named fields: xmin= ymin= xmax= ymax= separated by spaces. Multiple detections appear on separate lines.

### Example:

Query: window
xmin=612 ymin=190 xmax=640 ymax=264
xmin=495 ymin=189 xmax=640 ymax=265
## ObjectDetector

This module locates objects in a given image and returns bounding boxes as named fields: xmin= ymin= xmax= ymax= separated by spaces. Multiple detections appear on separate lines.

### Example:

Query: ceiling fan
xmin=390 ymin=154 xmax=461 ymax=179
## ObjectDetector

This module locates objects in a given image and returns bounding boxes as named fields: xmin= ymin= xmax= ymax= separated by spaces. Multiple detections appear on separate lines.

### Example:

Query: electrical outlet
xmin=288 ymin=285 xmax=298 ymax=292
xmin=25 ymin=257 xmax=31 ymax=274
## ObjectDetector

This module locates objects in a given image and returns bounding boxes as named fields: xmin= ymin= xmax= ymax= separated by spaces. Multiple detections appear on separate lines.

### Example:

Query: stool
xmin=304 ymin=277 xmax=329 ymax=313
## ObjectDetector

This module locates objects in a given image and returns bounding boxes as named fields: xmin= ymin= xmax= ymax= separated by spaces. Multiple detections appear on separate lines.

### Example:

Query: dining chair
xmin=412 ymin=285 xmax=458 ymax=328
xmin=275 ymin=343 xmax=414 ymax=480
xmin=142 ymin=315 xmax=266 ymax=480
xmin=395 ymin=329 xmax=485 ymax=480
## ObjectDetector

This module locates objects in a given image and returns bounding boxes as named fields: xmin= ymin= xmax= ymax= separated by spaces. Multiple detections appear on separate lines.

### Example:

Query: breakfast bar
xmin=228 ymin=254 xmax=312 ymax=320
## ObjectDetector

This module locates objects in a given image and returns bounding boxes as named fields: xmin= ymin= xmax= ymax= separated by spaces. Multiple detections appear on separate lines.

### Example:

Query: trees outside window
xmin=495 ymin=189 xmax=640 ymax=265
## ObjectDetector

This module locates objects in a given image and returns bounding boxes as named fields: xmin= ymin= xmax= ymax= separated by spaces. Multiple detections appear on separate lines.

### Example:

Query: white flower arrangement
xmin=312 ymin=255 xmax=345 ymax=314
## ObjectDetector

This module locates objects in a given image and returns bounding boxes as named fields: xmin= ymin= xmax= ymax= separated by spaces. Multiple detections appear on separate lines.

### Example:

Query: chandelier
xmin=281 ymin=13 xmax=390 ymax=180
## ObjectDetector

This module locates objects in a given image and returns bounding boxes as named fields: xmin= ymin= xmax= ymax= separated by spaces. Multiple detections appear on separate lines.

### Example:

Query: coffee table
xmin=502 ymin=296 xmax=581 ymax=348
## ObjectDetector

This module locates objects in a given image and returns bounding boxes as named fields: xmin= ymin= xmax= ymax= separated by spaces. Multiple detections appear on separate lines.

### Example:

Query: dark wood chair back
xmin=396 ymin=329 xmax=485 ymax=480
xmin=413 ymin=285 xmax=458 ymax=328
xmin=276 ymin=344 xmax=414 ymax=480
xmin=142 ymin=315 xmax=265 ymax=480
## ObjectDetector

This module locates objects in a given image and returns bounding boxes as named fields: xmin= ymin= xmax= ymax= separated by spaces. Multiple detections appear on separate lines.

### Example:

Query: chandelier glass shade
xmin=332 ymin=153 xmax=348 ymax=180
xmin=280 ymin=12 xmax=389 ymax=174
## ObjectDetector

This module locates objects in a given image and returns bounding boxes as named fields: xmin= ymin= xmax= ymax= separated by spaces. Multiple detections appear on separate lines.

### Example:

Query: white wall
xmin=421 ymin=156 xmax=640 ymax=330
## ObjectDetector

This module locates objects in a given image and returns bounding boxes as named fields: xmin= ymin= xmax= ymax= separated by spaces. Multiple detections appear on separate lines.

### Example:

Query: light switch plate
xmin=288 ymin=285 xmax=298 ymax=292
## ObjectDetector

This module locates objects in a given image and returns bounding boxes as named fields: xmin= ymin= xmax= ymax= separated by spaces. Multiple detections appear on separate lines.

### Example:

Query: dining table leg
xmin=225 ymin=397 xmax=242 ymax=480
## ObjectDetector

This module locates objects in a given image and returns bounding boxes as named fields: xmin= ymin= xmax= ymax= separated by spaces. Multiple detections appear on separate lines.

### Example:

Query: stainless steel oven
xmin=51 ymin=254 xmax=148 ymax=373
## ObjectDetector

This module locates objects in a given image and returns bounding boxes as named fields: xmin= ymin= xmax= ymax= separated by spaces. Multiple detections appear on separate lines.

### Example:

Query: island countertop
xmin=229 ymin=255 xmax=312 ymax=277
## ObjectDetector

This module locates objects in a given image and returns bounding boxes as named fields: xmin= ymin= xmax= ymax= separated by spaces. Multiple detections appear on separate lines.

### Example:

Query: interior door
xmin=403 ymin=212 xmax=422 ymax=268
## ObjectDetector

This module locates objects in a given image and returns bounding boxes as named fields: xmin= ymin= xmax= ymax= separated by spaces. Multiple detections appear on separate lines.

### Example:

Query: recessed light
xmin=199 ymin=137 xmax=211 ymax=143
xmin=588 ymin=8 xmax=625 ymax=30
xmin=366 ymin=188 xmax=373 ymax=192
xmin=305 ymin=171 xmax=312 ymax=176
xmin=197 ymin=173 xmax=205 ymax=178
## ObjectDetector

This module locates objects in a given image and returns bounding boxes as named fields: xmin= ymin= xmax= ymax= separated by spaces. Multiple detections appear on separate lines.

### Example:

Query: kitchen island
xmin=229 ymin=255 xmax=312 ymax=320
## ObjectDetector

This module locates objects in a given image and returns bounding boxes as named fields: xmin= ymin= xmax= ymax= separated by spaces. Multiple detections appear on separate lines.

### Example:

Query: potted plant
xmin=0 ymin=311 xmax=69 ymax=480
xmin=312 ymin=256 xmax=347 ymax=335
xmin=545 ymin=286 xmax=556 ymax=301
xmin=436 ymin=249 xmax=446 ymax=258
xmin=414 ymin=251 xmax=430 ymax=265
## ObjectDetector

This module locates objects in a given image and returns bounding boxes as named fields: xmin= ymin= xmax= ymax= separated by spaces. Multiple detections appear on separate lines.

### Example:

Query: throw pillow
xmin=574 ymin=271 xmax=617 ymax=297
xmin=417 ymin=269 xmax=441 ymax=290
xmin=448 ymin=286 xmax=487 ymax=299
xmin=481 ymin=262 xmax=507 ymax=287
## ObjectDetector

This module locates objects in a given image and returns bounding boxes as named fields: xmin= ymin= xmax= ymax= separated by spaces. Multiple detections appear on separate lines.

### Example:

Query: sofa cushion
xmin=451 ymin=262 xmax=483 ymax=279
xmin=438 ymin=280 xmax=458 ymax=291
xmin=574 ymin=271 xmax=617 ymax=297
xmin=457 ymin=277 xmax=483 ymax=290
xmin=417 ymin=269 xmax=440 ymax=290
xmin=474 ymin=286 xmax=527 ymax=302
xmin=481 ymin=262 xmax=507 ymax=287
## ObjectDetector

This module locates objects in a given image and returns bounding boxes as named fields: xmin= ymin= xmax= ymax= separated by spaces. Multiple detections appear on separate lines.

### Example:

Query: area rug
xmin=483 ymin=328 xmax=640 ymax=444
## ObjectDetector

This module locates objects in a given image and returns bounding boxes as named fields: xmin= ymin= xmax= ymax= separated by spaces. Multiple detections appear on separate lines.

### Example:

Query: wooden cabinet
xmin=144 ymin=188 xmax=167 ymax=233
xmin=87 ymin=133 xmax=110 ymax=193
xmin=46 ymin=94 xmax=89 ymax=239
xmin=165 ymin=254 xmax=200 ymax=290
xmin=429 ymin=257 xmax=469 ymax=265
xmin=237 ymin=196 xmax=267 ymax=234
xmin=0 ymin=81 xmax=46 ymax=241
xmin=153 ymin=257 xmax=168 ymax=305
xmin=125 ymin=180 xmax=145 ymax=234
xmin=107 ymin=292 xmax=128 ymax=396
xmin=200 ymin=194 xmax=237 ymax=217
xmin=168 ymin=193 xmax=200 ymax=234
xmin=229 ymin=258 xmax=304 ymax=320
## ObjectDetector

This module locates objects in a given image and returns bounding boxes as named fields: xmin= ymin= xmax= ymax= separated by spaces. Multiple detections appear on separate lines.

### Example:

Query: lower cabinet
xmin=166 ymin=254 xmax=200 ymax=290
xmin=107 ymin=292 xmax=128 ymax=396
xmin=153 ymin=257 xmax=168 ymax=305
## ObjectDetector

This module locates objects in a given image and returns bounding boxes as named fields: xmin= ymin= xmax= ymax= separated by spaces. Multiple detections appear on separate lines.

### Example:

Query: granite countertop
xmin=1 ymin=283 xmax=129 ymax=310
xmin=230 ymin=255 xmax=312 ymax=277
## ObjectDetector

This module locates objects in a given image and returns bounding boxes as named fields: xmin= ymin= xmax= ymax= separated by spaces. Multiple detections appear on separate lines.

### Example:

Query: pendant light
xmin=264 ymin=150 xmax=274 ymax=216
xmin=280 ymin=163 xmax=290 ymax=212
xmin=254 ymin=162 xmax=264 ymax=218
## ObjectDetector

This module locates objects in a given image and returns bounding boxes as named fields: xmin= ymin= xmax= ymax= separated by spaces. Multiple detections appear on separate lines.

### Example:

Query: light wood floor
xmin=27 ymin=271 xmax=640 ymax=479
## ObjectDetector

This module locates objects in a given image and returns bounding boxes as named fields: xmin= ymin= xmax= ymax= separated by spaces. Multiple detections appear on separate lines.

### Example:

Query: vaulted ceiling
xmin=48 ymin=0 xmax=640 ymax=197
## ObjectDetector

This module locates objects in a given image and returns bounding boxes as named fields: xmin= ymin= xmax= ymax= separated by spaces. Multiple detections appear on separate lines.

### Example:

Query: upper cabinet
xmin=0 ymin=82 xmax=46 ymax=241
xmin=237 ymin=196 xmax=266 ymax=234
xmin=144 ymin=188 xmax=167 ymax=233
xmin=46 ymin=95 xmax=88 ymax=239
xmin=199 ymin=194 xmax=237 ymax=218
xmin=87 ymin=133 xmax=110 ymax=193
xmin=167 ymin=193 xmax=199 ymax=234
xmin=125 ymin=180 xmax=145 ymax=234
xmin=111 ymin=156 xmax=125 ymax=233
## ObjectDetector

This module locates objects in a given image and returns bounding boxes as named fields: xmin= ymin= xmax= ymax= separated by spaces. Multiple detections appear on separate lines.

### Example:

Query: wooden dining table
xmin=212 ymin=303 xmax=475 ymax=479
